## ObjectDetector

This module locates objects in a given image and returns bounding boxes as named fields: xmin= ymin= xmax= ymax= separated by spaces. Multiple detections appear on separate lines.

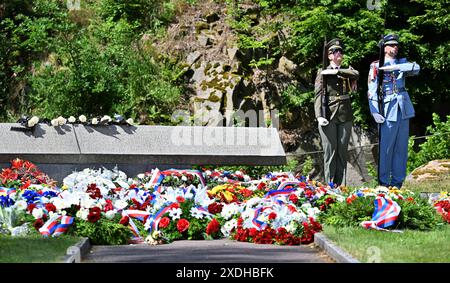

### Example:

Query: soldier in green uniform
xmin=314 ymin=38 xmax=359 ymax=186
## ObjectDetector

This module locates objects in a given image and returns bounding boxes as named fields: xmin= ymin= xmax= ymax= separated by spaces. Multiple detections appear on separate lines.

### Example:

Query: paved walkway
xmin=82 ymin=239 xmax=333 ymax=263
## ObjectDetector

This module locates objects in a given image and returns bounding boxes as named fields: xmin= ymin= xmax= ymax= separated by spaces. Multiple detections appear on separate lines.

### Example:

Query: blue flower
xmin=0 ymin=195 xmax=14 ymax=207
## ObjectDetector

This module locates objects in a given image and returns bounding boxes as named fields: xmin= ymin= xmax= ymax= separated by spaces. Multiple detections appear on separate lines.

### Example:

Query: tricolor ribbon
xmin=251 ymin=206 xmax=272 ymax=231
xmin=361 ymin=196 xmax=401 ymax=231
xmin=0 ymin=187 xmax=17 ymax=196
xmin=39 ymin=215 xmax=74 ymax=237
xmin=122 ymin=210 xmax=151 ymax=239
xmin=148 ymin=168 xmax=165 ymax=193
xmin=147 ymin=205 xmax=173 ymax=233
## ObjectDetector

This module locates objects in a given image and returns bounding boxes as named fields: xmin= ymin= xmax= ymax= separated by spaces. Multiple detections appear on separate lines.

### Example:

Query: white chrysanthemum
xmin=79 ymin=115 xmax=87 ymax=123
xmin=221 ymin=203 xmax=240 ymax=220
xmin=190 ymin=207 xmax=206 ymax=219
xmin=285 ymin=223 xmax=297 ymax=234
xmin=220 ymin=219 xmax=238 ymax=237
xmin=32 ymin=208 xmax=44 ymax=219
xmin=76 ymin=208 xmax=89 ymax=221
xmin=91 ymin=118 xmax=98 ymax=125
xmin=68 ymin=116 xmax=76 ymax=123
xmin=126 ymin=118 xmax=133 ymax=125
xmin=168 ymin=208 xmax=182 ymax=220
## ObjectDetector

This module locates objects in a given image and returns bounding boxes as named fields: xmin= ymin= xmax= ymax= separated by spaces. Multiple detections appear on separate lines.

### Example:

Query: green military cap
xmin=326 ymin=38 xmax=344 ymax=54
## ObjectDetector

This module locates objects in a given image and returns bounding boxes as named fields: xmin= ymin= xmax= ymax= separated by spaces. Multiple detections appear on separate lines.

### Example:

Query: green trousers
xmin=318 ymin=120 xmax=352 ymax=186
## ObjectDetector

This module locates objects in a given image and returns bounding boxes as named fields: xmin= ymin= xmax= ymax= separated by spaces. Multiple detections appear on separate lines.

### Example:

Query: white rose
xmin=27 ymin=116 xmax=39 ymax=127
xmin=79 ymin=115 xmax=87 ymax=123
xmin=51 ymin=119 xmax=59 ymax=126
xmin=32 ymin=208 xmax=44 ymax=219
xmin=57 ymin=116 xmax=66 ymax=126
xmin=101 ymin=115 xmax=111 ymax=123
xmin=126 ymin=118 xmax=134 ymax=125
xmin=91 ymin=118 xmax=98 ymax=125
xmin=68 ymin=116 xmax=76 ymax=123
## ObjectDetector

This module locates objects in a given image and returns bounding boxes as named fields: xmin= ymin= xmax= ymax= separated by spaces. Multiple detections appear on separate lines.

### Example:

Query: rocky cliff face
xmin=154 ymin=0 xmax=377 ymax=186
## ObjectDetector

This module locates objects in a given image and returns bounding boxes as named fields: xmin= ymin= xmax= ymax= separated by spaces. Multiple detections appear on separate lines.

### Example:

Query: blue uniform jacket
xmin=367 ymin=58 xmax=420 ymax=122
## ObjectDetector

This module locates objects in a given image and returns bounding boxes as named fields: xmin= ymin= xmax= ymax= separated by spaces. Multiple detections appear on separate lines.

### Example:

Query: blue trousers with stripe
xmin=379 ymin=111 xmax=410 ymax=188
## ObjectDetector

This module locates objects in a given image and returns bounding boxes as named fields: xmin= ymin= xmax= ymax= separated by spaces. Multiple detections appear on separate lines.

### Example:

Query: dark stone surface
xmin=0 ymin=123 xmax=286 ymax=181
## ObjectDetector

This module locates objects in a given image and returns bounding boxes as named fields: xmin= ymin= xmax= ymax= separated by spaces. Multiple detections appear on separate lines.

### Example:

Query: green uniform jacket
xmin=314 ymin=65 xmax=359 ymax=122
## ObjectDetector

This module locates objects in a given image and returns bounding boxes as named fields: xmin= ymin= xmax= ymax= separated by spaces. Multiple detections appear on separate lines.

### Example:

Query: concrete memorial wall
xmin=0 ymin=123 xmax=286 ymax=181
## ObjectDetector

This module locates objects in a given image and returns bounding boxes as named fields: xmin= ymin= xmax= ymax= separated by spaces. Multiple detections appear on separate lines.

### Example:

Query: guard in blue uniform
xmin=367 ymin=34 xmax=420 ymax=188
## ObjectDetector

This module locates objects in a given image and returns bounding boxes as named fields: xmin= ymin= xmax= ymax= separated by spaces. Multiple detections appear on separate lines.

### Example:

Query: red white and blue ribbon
xmin=53 ymin=216 xmax=74 ymax=236
xmin=148 ymin=168 xmax=165 ymax=193
xmin=39 ymin=215 xmax=74 ymax=237
xmin=147 ymin=205 xmax=173 ymax=233
xmin=0 ymin=187 xmax=17 ymax=196
xmin=362 ymin=196 xmax=401 ymax=231
xmin=122 ymin=209 xmax=151 ymax=239
xmin=251 ymin=206 xmax=272 ymax=231
xmin=264 ymin=181 xmax=301 ymax=200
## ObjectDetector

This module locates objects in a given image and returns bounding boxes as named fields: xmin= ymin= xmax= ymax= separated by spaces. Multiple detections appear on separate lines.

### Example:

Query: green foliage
xmin=407 ymin=113 xmax=450 ymax=173
xmin=73 ymin=218 xmax=131 ymax=245
xmin=302 ymin=155 xmax=314 ymax=176
xmin=395 ymin=197 xmax=443 ymax=230
xmin=279 ymin=86 xmax=314 ymax=122
xmin=321 ymin=195 xmax=442 ymax=231
xmin=1 ymin=0 xmax=183 ymax=124
xmin=200 ymin=158 xmax=299 ymax=179
xmin=320 ymin=196 xmax=374 ymax=227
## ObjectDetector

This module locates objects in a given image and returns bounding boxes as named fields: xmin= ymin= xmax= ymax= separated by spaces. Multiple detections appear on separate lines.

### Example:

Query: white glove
xmin=320 ymin=69 xmax=339 ymax=75
xmin=379 ymin=65 xmax=400 ymax=71
xmin=372 ymin=113 xmax=385 ymax=124
xmin=317 ymin=117 xmax=329 ymax=126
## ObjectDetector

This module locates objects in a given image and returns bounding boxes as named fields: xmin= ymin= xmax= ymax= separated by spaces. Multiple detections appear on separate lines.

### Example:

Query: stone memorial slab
xmin=0 ymin=123 xmax=286 ymax=181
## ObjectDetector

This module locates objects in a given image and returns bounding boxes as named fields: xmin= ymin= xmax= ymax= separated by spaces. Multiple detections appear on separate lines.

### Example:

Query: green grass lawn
xmin=322 ymin=224 xmax=450 ymax=263
xmin=0 ymin=234 xmax=81 ymax=263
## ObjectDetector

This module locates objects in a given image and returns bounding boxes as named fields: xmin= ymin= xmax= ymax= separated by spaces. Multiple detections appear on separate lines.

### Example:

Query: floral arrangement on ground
xmin=0 ymin=159 xmax=447 ymax=245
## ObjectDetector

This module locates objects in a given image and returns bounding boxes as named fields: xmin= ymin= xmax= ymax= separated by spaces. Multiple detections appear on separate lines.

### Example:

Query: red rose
xmin=104 ymin=199 xmax=114 ymax=212
xmin=119 ymin=215 xmax=129 ymax=226
xmin=248 ymin=228 xmax=258 ymax=237
xmin=158 ymin=217 xmax=170 ymax=229
xmin=257 ymin=182 xmax=266 ymax=190
xmin=86 ymin=184 xmax=102 ymax=199
xmin=87 ymin=207 xmax=102 ymax=223
xmin=176 ymin=196 xmax=185 ymax=203
xmin=206 ymin=219 xmax=220 ymax=235
xmin=239 ymin=188 xmax=253 ymax=198
xmin=177 ymin=219 xmax=190 ymax=233
xmin=268 ymin=212 xmax=277 ymax=220
xmin=305 ymin=189 xmax=313 ymax=198
xmin=289 ymin=194 xmax=298 ymax=204
xmin=27 ymin=203 xmax=37 ymax=213
xmin=208 ymin=203 xmax=223 ymax=214
xmin=33 ymin=218 xmax=44 ymax=230
xmin=169 ymin=203 xmax=180 ymax=209
xmin=45 ymin=203 xmax=57 ymax=213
